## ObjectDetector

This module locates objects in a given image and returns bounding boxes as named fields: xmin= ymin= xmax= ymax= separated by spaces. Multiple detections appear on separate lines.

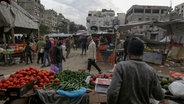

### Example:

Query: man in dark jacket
xmin=25 ymin=42 xmax=33 ymax=64
xmin=53 ymin=38 xmax=65 ymax=71
xmin=41 ymin=36 xmax=51 ymax=68
xmin=107 ymin=38 xmax=164 ymax=104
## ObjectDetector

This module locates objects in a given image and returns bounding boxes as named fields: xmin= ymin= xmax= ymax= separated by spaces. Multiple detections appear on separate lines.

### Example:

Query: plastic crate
xmin=0 ymin=89 xmax=7 ymax=100
xmin=7 ymin=80 xmax=37 ymax=97
xmin=95 ymin=78 xmax=111 ymax=94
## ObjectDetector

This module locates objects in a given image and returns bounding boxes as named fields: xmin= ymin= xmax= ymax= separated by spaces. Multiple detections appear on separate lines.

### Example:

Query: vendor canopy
xmin=47 ymin=33 xmax=73 ymax=38
xmin=0 ymin=1 xmax=39 ymax=32
xmin=118 ymin=19 xmax=184 ymax=36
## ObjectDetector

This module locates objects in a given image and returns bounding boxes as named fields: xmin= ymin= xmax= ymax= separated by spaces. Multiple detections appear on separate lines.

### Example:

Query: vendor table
xmin=4 ymin=90 xmax=89 ymax=104
xmin=3 ymin=52 xmax=25 ymax=65
xmin=97 ymin=50 xmax=115 ymax=62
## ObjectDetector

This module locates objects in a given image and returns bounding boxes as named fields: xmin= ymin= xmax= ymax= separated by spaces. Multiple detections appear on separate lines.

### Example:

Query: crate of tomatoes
xmin=0 ymin=67 xmax=55 ymax=97
xmin=6 ymin=80 xmax=37 ymax=97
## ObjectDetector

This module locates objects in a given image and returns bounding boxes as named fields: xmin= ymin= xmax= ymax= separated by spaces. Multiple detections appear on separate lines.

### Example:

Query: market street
xmin=1 ymin=48 xmax=184 ymax=77
xmin=0 ymin=49 xmax=115 ymax=77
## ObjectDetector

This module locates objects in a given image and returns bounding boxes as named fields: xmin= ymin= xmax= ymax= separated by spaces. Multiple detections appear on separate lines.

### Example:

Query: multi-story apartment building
xmin=57 ymin=13 xmax=65 ymax=27
xmin=175 ymin=2 xmax=184 ymax=17
xmin=44 ymin=9 xmax=58 ymax=32
xmin=117 ymin=13 xmax=126 ymax=25
xmin=86 ymin=9 xmax=115 ymax=34
xmin=17 ymin=0 xmax=44 ymax=23
xmin=126 ymin=5 xmax=171 ymax=41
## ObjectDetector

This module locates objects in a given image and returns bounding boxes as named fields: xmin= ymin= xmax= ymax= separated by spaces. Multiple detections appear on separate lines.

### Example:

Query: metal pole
xmin=67 ymin=22 xmax=70 ymax=34
xmin=11 ymin=28 xmax=15 ymax=45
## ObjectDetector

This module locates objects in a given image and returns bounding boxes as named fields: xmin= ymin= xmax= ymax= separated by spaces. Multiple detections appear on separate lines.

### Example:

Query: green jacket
xmin=36 ymin=40 xmax=46 ymax=53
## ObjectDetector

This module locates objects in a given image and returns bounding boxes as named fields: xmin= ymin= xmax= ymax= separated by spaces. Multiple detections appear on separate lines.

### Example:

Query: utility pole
xmin=67 ymin=22 xmax=69 ymax=34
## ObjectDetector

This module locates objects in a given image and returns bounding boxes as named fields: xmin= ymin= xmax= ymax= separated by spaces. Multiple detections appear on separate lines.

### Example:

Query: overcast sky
xmin=41 ymin=0 xmax=184 ymax=26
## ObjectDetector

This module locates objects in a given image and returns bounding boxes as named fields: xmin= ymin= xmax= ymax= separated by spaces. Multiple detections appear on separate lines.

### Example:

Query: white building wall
xmin=175 ymin=2 xmax=184 ymax=17
xmin=86 ymin=9 xmax=115 ymax=34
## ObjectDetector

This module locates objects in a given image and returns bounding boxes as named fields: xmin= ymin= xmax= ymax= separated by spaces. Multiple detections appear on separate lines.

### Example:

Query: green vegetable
xmin=46 ymin=70 xmax=93 ymax=91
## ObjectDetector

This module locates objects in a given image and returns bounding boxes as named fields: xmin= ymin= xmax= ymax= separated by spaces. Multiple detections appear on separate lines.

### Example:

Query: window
xmin=88 ymin=14 xmax=92 ymax=16
xmin=161 ymin=9 xmax=167 ymax=14
xmin=152 ymin=9 xmax=159 ymax=13
xmin=145 ymin=9 xmax=151 ymax=13
xmin=134 ymin=8 xmax=144 ymax=13
xmin=146 ymin=18 xmax=150 ymax=21
xmin=138 ymin=18 xmax=142 ymax=21
xmin=150 ymin=34 xmax=157 ymax=40
xmin=139 ymin=25 xmax=143 ymax=28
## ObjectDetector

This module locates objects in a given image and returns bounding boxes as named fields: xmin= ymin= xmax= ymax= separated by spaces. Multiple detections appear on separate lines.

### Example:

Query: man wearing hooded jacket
xmin=107 ymin=38 xmax=164 ymax=104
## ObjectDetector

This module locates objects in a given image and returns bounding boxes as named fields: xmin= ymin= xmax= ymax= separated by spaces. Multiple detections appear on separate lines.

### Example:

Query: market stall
xmin=0 ymin=67 xmax=184 ymax=104
xmin=0 ymin=1 xmax=39 ymax=65
xmin=92 ymin=32 xmax=115 ymax=63
xmin=0 ymin=67 xmax=111 ymax=104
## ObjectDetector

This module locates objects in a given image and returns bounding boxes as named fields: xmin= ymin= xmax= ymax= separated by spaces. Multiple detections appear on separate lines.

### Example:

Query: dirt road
xmin=0 ymin=49 xmax=114 ymax=76
xmin=0 ymin=48 xmax=184 ymax=77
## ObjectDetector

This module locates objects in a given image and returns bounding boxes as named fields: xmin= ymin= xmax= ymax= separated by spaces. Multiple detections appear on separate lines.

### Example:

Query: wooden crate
xmin=89 ymin=91 xmax=107 ymax=104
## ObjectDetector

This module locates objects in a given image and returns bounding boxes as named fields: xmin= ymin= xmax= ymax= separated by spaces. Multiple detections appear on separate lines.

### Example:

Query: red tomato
xmin=10 ymin=74 xmax=15 ymax=78
xmin=33 ymin=85 xmax=38 ymax=89
xmin=39 ymin=83 xmax=44 ymax=87
xmin=49 ymin=76 xmax=54 ymax=80
xmin=45 ymin=72 xmax=49 ymax=76
xmin=0 ymin=83 xmax=3 ymax=88
xmin=45 ymin=78 xmax=50 ymax=83
xmin=49 ymin=71 xmax=55 ymax=75
xmin=29 ymin=77 xmax=35 ymax=82
xmin=37 ymin=76 xmax=41 ymax=80
xmin=21 ymin=82 xmax=26 ymax=86
xmin=90 ymin=81 xmax=95 ymax=85
xmin=1 ymin=79 xmax=7 ymax=83
xmin=54 ymin=78 xmax=59 ymax=83
xmin=39 ymin=79 xmax=44 ymax=83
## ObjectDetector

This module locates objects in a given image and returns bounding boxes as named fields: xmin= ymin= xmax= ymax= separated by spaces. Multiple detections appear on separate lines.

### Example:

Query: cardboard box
xmin=95 ymin=78 xmax=111 ymax=94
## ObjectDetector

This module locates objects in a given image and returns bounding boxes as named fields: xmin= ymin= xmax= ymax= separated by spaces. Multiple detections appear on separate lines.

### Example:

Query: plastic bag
xmin=85 ymin=76 xmax=91 ymax=84
xmin=56 ymin=87 xmax=86 ymax=98
xmin=50 ymin=65 xmax=59 ymax=72
xmin=168 ymin=80 xmax=184 ymax=99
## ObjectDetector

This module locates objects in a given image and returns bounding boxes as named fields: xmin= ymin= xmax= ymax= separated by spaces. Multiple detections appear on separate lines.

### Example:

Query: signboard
xmin=143 ymin=52 xmax=162 ymax=64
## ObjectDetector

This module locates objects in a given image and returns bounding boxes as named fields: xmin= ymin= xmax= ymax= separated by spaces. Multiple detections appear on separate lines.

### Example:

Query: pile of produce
xmin=158 ymin=76 xmax=182 ymax=91
xmin=0 ymin=67 xmax=56 ymax=90
xmin=89 ymin=73 xmax=112 ymax=85
xmin=46 ymin=70 xmax=92 ymax=91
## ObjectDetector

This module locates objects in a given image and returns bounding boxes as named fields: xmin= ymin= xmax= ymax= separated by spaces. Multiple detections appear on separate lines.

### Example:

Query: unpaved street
xmin=0 ymin=48 xmax=184 ymax=77
xmin=0 ymin=49 xmax=114 ymax=76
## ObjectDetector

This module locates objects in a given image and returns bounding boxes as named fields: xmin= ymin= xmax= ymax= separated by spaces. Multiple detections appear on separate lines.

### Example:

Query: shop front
xmin=92 ymin=32 xmax=115 ymax=63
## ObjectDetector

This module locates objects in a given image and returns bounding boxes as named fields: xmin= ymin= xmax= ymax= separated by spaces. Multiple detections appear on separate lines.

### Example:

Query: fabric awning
xmin=118 ymin=19 xmax=184 ymax=36
xmin=0 ymin=1 xmax=39 ymax=32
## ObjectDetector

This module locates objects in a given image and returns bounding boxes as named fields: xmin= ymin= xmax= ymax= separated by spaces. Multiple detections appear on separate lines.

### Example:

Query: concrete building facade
xmin=175 ymin=2 xmax=184 ymax=17
xmin=117 ymin=13 xmax=126 ymax=25
xmin=17 ymin=0 xmax=44 ymax=22
xmin=126 ymin=5 xmax=171 ymax=41
xmin=86 ymin=9 xmax=115 ymax=34
xmin=44 ymin=9 xmax=58 ymax=32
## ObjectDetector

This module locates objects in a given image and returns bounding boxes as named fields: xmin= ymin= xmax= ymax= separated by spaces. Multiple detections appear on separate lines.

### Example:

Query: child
xmin=25 ymin=42 xmax=33 ymax=64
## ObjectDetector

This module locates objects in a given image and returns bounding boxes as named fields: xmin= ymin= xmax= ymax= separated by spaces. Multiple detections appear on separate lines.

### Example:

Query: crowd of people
xmin=22 ymin=35 xmax=101 ymax=74
xmin=12 ymin=33 xmax=166 ymax=103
